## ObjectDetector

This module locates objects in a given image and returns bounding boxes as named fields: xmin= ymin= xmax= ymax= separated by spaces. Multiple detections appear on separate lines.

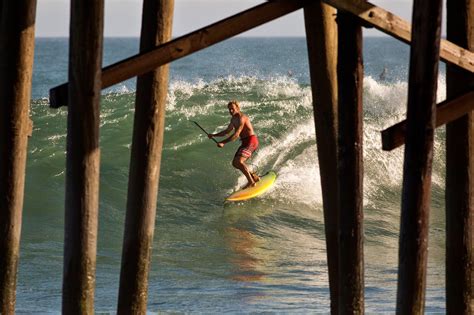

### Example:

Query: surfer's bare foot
xmin=251 ymin=172 xmax=260 ymax=183
xmin=242 ymin=181 xmax=257 ymax=189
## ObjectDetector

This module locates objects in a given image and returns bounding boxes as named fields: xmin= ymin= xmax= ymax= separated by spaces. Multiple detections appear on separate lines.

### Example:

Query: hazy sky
xmin=36 ymin=0 xmax=416 ymax=37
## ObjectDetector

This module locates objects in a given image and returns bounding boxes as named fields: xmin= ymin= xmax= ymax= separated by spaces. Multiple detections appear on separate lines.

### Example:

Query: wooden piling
xmin=62 ymin=0 xmax=104 ymax=313
xmin=445 ymin=0 xmax=474 ymax=313
xmin=336 ymin=11 xmax=364 ymax=314
xmin=0 ymin=1 xmax=37 ymax=313
xmin=303 ymin=3 xmax=339 ymax=313
xmin=396 ymin=0 xmax=443 ymax=313
xmin=117 ymin=0 xmax=174 ymax=313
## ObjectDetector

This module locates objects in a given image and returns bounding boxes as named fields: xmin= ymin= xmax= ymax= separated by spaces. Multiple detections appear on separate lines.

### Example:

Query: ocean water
xmin=18 ymin=37 xmax=448 ymax=313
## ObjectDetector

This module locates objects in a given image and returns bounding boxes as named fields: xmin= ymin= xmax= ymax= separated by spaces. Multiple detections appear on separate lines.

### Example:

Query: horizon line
xmin=35 ymin=34 xmax=392 ymax=39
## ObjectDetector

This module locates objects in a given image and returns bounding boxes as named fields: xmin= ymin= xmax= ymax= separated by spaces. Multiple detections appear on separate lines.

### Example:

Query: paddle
xmin=191 ymin=121 xmax=218 ymax=144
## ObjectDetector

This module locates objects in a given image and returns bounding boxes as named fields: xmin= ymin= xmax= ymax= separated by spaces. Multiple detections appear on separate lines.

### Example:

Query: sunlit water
xmin=17 ymin=37 xmax=447 ymax=313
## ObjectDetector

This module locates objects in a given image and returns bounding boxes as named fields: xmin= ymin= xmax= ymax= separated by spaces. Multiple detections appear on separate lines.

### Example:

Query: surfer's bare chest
xmin=231 ymin=115 xmax=245 ymax=128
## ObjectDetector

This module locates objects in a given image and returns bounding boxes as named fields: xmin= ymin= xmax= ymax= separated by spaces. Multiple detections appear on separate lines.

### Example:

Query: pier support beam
xmin=303 ymin=3 xmax=339 ymax=313
xmin=117 ymin=0 xmax=174 ymax=313
xmin=336 ymin=11 xmax=364 ymax=314
xmin=0 ymin=1 xmax=37 ymax=313
xmin=62 ymin=0 xmax=104 ymax=313
xmin=396 ymin=0 xmax=443 ymax=313
xmin=445 ymin=0 xmax=474 ymax=313
xmin=381 ymin=91 xmax=474 ymax=151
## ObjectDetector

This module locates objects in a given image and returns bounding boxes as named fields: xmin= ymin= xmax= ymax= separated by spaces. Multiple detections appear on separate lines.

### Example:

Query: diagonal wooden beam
xmin=322 ymin=0 xmax=474 ymax=73
xmin=381 ymin=91 xmax=474 ymax=151
xmin=49 ymin=0 xmax=308 ymax=108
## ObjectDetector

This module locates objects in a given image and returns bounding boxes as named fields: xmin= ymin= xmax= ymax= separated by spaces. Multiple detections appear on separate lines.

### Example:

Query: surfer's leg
xmin=232 ymin=156 xmax=256 ymax=188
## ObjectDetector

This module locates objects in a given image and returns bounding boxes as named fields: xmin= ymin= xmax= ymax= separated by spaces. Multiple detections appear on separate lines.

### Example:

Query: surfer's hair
xmin=227 ymin=100 xmax=240 ymax=109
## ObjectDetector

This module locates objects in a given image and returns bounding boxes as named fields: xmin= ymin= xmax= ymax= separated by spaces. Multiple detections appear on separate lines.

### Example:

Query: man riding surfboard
xmin=208 ymin=101 xmax=260 ymax=189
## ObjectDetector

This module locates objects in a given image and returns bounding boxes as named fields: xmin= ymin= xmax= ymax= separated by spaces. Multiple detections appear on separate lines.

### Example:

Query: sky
xmin=35 ymin=0 xmax=416 ymax=37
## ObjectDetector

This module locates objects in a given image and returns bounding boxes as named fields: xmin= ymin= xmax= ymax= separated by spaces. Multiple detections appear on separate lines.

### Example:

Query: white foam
xmin=232 ymin=119 xmax=322 ymax=206
xmin=165 ymin=138 xmax=202 ymax=151
xmin=162 ymin=74 xmax=447 ymax=206
xmin=271 ymin=146 xmax=323 ymax=206
xmin=258 ymin=120 xmax=316 ymax=168
xmin=165 ymin=75 xmax=311 ymax=120
xmin=363 ymin=76 xmax=408 ymax=121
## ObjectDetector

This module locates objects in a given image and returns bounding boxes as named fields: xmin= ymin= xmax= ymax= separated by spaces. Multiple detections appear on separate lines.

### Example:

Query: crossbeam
xmin=49 ymin=0 xmax=474 ymax=108
xmin=50 ymin=0 xmax=474 ymax=108
xmin=49 ymin=0 xmax=308 ymax=108
xmin=381 ymin=91 xmax=474 ymax=151
xmin=322 ymin=0 xmax=474 ymax=73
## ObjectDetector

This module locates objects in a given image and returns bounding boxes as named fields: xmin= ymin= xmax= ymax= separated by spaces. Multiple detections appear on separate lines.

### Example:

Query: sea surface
xmin=19 ymin=37 xmax=448 ymax=313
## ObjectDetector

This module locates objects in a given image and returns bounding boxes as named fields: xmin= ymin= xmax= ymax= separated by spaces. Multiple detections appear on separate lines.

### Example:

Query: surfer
xmin=208 ymin=101 xmax=260 ymax=189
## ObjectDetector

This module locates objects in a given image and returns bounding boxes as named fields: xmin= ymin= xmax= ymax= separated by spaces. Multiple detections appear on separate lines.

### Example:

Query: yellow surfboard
xmin=225 ymin=171 xmax=277 ymax=202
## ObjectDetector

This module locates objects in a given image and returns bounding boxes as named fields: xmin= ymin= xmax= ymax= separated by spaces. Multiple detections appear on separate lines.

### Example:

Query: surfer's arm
xmin=220 ymin=121 xmax=244 ymax=144
xmin=209 ymin=123 xmax=233 ymax=138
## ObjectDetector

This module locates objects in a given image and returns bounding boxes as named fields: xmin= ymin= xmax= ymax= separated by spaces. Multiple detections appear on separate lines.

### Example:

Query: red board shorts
xmin=235 ymin=135 xmax=259 ymax=159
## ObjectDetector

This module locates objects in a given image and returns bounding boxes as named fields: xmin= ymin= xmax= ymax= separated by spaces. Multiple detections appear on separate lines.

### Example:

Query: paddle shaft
xmin=192 ymin=121 xmax=219 ymax=143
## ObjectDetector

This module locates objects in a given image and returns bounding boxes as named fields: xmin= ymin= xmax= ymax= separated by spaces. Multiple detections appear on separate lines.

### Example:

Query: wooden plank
xmin=336 ymin=11 xmax=365 ymax=313
xmin=322 ymin=0 xmax=474 ymax=73
xmin=381 ymin=92 xmax=474 ymax=151
xmin=62 ymin=0 xmax=103 ymax=313
xmin=49 ymin=0 xmax=309 ymax=108
xmin=117 ymin=0 xmax=174 ymax=313
xmin=0 ymin=1 xmax=37 ymax=313
xmin=445 ymin=0 xmax=474 ymax=313
xmin=396 ymin=0 xmax=443 ymax=313
xmin=303 ymin=3 xmax=339 ymax=313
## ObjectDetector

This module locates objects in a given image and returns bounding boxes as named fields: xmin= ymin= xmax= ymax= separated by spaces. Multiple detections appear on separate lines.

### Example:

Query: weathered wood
xmin=117 ymin=0 xmax=174 ymax=313
xmin=0 ymin=1 xmax=37 ymax=313
xmin=303 ymin=3 xmax=339 ymax=313
xmin=62 ymin=0 xmax=104 ymax=313
xmin=337 ymin=11 xmax=364 ymax=314
xmin=381 ymin=91 xmax=474 ymax=151
xmin=48 ymin=0 xmax=308 ymax=108
xmin=446 ymin=0 xmax=474 ymax=313
xmin=396 ymin=0 xmax=443 ymax=313
xmin=322 ymin=0 xmax=474 ymax=73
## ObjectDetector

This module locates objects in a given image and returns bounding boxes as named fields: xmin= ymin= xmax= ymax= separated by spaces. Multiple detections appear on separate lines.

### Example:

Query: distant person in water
xmin=208 ymin=101 xmax=260 ymax=189
xmin=379 ymin=67 xmax=388 ymax=81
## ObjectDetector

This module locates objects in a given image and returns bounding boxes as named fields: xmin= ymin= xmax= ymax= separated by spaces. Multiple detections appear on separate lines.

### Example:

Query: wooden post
xmin=337 ymin=10 xmax=364 ymax=314
xmin=0 ymin=1 xmax=37 ymax=313
xmin=62 ymin=0 xmax=104 ymax=313
xmin=303 ymin=3 xmax=339 ymax=313
xmin=446 ymin=0 xmax=474 ymax=313
xmin=396 ymin=0 xmax=443 ymax=313
xmin=117 ymin=0 xmax=174 ymax=313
